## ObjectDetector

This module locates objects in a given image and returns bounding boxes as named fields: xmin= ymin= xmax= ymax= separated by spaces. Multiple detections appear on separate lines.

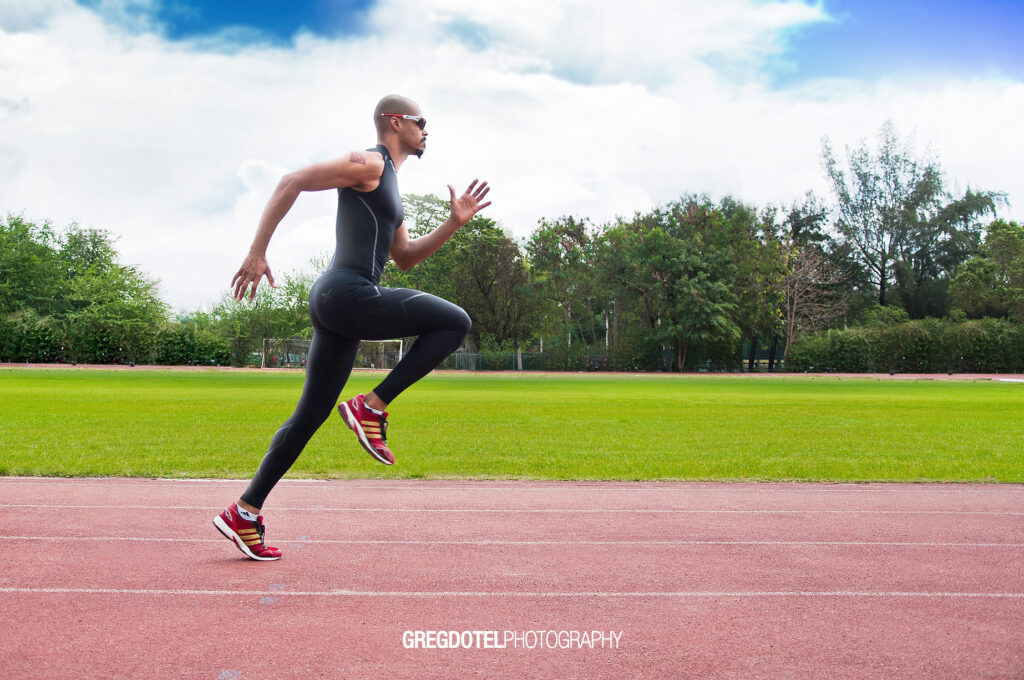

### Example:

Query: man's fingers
xmin=464 ymin=179 xmax=479 ymax=195
xmin=266 ymin=267 xmax=276 ymax=288
xmin=476 ymin=201 xmax=492 ymax=212
xmin=448 ymin=184 xmax=456 ymax=202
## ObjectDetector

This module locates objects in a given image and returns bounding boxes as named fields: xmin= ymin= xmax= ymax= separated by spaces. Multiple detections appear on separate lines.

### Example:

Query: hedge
xmin=0 ymin=315 xmax=229 ymax=366
xmin=788 ymin=318 xmax=1024 ymax=373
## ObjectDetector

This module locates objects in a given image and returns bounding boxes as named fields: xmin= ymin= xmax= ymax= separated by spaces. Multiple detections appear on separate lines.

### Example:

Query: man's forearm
xmin=249 ymin=177 xmax=301 ymax=254
xmin=403 ymin=217 xmax=462 ymax=268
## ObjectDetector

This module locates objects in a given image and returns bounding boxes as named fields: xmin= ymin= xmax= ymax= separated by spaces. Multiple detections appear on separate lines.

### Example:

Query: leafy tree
xmin=0 ymin=215 xmax=63 ymax=315
xmin=524 ymin=216 xmax=598 ymax=348
xmin=592 ymin=197 xmax=742 ymax=371
xmin=382 ymin=193 xmax=474 ymax=302
xmin=949 ymin=258 xmax=1002 ymax=318
xmin=822 ymin=122 xmax=1001 ymax=312
xmin=782 ymin=192 xmax=830 ymax=245
xmin=211 ymin=268 xmax=312 ymax=366
xmin=1 ymin=216 xmax=169 ymax=363
xmin=60 ymin=259 xmax=168 ymax=363
xmin=721 ymin=199 xmax=786 ymax=369
xmin=450 ymin=222 xmax=541 ymax=357
xmin=950 ymin=219 xmax=1024 ymax=320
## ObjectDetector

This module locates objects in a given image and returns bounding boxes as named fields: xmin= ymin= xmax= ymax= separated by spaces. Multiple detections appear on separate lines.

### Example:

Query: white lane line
xmin=2 ymin=504 xmax=1022 ymax=515
xmin=0 ymin=479 xmax=1020 ymax=494
xmin=2 ymin=587 xmax=1022 ymax=599
xmin=3 ymin=535 xmax=1023 ymax=547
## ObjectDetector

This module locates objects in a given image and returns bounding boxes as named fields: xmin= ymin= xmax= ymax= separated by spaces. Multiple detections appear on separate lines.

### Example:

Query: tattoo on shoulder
xmin=349 ymin=152 xmax=367 ymax=165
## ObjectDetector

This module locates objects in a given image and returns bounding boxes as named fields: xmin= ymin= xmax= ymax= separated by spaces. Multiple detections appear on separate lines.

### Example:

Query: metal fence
xmin=252 ymin=339 xmax=787 ymax=372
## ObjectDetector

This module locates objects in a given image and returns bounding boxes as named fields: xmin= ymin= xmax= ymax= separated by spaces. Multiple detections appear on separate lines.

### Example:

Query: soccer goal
xmin=356 ymin=339 xmax=404 ymax=370
xmin=260 ymin=337 xmax=312 ymax=368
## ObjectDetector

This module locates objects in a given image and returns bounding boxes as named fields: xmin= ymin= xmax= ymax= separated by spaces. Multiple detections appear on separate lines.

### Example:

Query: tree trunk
xmin=516 ymin=337 xmax=523 ymax=371
xmin=747 ymin=335 xmax=758 ymax=371
xmin=768 ymin=335 xmax=778 ymax=370
xmin=878 ymin=261 xmax=887 ymax=306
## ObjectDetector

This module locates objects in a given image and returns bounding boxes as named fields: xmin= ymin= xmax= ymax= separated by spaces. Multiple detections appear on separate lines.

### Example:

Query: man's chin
xmin=415 ymin=148 xmax=424 ymax=159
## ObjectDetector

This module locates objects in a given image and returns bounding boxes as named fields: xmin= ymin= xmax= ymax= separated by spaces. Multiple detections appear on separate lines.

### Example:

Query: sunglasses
xmin=380 ymin=113 xmax=427 ymax=130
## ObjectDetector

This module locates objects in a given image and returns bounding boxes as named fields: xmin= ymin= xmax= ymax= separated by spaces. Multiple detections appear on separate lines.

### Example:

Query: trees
xmin=780 ymin=243 xmax=848 ymax=360
xmin=525 ymin=216 xmax=597 ymax=348
xmin=822 ymin=122 xmax=1001 ymax=313
xmin=0 ymin=215 xmax=63 ymax=315
xmin=949 ymin=220 xmax=1024 ymax=321
xmin=590 ymin=197 xmax=743 ymax=371
xmin=210 ymin=267 xmax=314 ymax=366
xmin=0 ymin=215 xmax=169 ymax=363
xmin=453 ymin=224 xmax=541 ymax=363
xmin=61 ymin=261 xmax=167 ymax=364
xmin=381 ymin=194 xmax=543 ymax=358
xmin=381 ymin=193 xmax=461 ymax=301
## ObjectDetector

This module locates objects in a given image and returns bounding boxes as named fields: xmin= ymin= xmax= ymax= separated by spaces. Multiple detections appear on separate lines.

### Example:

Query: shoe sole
xmin=338 ymin=402 xmax=394 ymax=465
xmin=213 ymin=515 xmax=280 ymax=561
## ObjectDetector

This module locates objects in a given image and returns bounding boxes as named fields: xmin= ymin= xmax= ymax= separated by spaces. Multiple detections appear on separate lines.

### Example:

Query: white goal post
xmin=257 ymin=338 xmax=403 ymax=369
xmin=357 ymin=339 xmax=404 ymax=369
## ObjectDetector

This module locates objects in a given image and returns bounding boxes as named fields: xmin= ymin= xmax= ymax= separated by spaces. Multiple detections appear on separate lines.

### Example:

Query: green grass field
xmin=1 ymin=367 xmax=1021 ymax=482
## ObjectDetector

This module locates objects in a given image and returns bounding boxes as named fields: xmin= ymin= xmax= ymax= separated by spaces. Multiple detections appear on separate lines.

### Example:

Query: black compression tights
xmin=240 ymin=269 xmax=471 ymax=509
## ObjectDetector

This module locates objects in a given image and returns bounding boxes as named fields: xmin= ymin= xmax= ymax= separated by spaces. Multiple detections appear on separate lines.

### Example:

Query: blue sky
xmin=79 ymin=0 xmax=375 ymax=43
xmin=78 ymin=0 xmax=1024 ymax=84
xmin=4 ymin=1 xmax=1022 ymax=310
xmin=777 ymin=0 xmax=1024 ymax=84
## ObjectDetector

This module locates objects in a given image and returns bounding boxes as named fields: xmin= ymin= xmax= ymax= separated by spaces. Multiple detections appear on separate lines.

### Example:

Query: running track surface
xmin=1 ymin=478 xmax=1022 ymax=679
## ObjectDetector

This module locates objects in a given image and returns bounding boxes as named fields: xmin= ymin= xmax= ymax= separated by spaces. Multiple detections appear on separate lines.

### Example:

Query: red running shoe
xmin=213 ymin=503 xmax=282 ymax=561
xmin=338 ymin=394 xmax=394 ymax=465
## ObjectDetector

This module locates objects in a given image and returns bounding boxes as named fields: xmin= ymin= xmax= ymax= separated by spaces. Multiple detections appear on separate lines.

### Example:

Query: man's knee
xmin=453 ymin=306 xmax=472 ymax=338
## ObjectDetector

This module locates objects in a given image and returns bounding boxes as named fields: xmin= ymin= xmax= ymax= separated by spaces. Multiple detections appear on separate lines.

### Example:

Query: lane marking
xmin=2 ymin=587 xmax=1022 ymax=599
xmin=3 ymin=535 xmax=1023 ymax=547
xmin=0 ymin=479 xmax=1020 ymax=494
xmin=2 ymin=504 xmax=1022 ymax=515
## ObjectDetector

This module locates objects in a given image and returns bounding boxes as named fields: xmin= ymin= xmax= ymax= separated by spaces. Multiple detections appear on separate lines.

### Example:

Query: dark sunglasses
xmin=380 ymin=113 xmax=427 ymax=130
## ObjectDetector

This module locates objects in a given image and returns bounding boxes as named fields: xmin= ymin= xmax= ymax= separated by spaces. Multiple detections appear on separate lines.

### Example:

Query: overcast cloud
xmin=1 ymin=0 xmax=1022 ymax=311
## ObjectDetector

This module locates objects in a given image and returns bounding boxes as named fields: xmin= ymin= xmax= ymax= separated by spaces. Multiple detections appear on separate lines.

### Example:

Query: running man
xmin=213 ymin=94 xmax=491 ymax=560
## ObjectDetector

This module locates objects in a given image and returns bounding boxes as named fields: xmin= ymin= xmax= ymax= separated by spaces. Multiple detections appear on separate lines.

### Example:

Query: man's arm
xmin=390 ymin=179 xmax=491 ymax=271
xmin=231 ymin=151 xmax=384 ymax=301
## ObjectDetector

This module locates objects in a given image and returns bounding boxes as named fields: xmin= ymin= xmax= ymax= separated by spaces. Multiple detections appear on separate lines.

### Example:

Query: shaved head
xmin=374 ymin=94 xmax=420 ymax=136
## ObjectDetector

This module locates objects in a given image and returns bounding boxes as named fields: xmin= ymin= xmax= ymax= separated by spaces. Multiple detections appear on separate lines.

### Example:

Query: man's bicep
xmin=288 ymin=152 xmax=383 ymax=192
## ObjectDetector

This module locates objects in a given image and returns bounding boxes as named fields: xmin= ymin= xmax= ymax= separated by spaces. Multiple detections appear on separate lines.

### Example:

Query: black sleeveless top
xmin=330 ymin=145 xmax=404 ymax=283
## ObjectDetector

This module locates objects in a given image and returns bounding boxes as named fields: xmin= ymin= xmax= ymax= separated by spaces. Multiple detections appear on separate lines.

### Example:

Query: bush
xmin=0 ymin=311 xmax=65 ymax=363
xmin=153 ymin=324 xmax=231 ymax=366
xmin=789 ymin=318 xmax=1024 ymax=373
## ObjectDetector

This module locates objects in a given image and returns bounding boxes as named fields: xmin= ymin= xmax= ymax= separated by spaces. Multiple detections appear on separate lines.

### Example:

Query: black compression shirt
xmin=330 ymin=144 xmax=404 ymax=283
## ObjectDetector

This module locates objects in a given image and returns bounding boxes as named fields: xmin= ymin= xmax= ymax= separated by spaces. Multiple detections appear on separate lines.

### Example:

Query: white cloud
xmin=1 ymin=0 xmax=1021 ymax=311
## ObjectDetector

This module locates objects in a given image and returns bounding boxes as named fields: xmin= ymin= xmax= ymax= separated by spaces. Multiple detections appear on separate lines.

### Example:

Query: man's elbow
xmin=278 ymin=172 xmax=304 ymax=196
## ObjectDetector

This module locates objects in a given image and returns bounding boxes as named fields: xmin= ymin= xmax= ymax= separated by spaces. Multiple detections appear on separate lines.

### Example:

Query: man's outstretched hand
xmin=231 ymin=251 xmax=276 ymax=302
xmin=448 ymin=179 xmax=492 ymax=227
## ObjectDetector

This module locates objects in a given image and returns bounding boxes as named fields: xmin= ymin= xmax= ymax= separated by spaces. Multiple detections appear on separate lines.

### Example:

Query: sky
xmin=2 ymin=0 xmax=1023 ymax=312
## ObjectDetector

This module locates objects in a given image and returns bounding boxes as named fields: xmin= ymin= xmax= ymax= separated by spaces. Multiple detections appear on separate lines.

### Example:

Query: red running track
xmin=1 ymin=478 xmax=1022 ymax=679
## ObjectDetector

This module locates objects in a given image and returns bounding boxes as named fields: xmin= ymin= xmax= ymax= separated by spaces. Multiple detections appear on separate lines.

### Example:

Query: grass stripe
xmin=1 ymin=369 xmax=1022 ymax=482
